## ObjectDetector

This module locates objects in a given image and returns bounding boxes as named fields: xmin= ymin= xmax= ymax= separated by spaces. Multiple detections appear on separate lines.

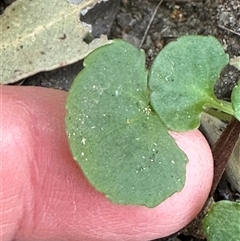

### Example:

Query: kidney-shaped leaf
xmin=0 ymin=0 xmax=110 ymax=84
xmin=202 ymin=201 xmax=240 ymax=241
xmin=149 ymin=35 xmax=230 ymax=131
xmin=66 ymin=40 xmax=188 ymax=207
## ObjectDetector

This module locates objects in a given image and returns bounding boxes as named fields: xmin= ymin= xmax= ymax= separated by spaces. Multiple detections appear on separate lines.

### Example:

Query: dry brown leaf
xmin=0 ymin=0 xmax=111 ymax=84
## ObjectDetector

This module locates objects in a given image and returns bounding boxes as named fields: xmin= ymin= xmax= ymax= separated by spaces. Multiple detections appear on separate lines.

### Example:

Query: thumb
xmin=1 ymin=85 xmax=213 ymax=241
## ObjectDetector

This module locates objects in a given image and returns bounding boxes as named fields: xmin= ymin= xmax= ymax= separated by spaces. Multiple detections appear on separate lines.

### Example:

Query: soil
xmin=2 ymin=0 xmax=240 ymax=240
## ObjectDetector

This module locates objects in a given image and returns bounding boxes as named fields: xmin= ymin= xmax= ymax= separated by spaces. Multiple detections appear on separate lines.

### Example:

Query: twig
xmin=138 ymin=0 xmax=164 ymax=48
xmin=218 ymin=25 xmax=240 ymax=37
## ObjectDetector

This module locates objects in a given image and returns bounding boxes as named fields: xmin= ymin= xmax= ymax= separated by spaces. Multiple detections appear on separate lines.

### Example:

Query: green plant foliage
xmin=66 ymin=39 xmax=188 ymax=207
xmin=231 ymin=81 xmax=240 ymax=121
xmin=66 ymin=35 xmax=239 ymax=207
xmin=149 ymin=35 xmax=231 ymax=131
xmin=0 ymin=0 xmax=110 ymax=84
xmin=202 ymin=201 xmax=240 ymax=241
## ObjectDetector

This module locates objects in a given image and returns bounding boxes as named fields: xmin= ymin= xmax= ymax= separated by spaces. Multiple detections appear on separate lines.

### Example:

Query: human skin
xmin=1 ymin=85 xmax=213 ymax=241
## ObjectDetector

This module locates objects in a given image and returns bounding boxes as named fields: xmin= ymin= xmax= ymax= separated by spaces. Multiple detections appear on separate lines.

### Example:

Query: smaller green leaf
xmin=231 ymin=81 xmax=240 ymax=121
xmin=149 ymin=35 xmax=230 ymax=131
xmin=202 ymin=201 xmax=240 ymax=241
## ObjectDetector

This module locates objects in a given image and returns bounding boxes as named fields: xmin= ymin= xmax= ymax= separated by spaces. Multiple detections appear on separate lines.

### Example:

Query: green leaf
xmin=202 ymin=201 xmax=240 ymax=241
xmin=0 ymin=0 xmax=110 ymax=84
xmin=231 ymin=81 xmax=240 ymax=121
xmin=66 ymin=39 xmax=188 ymax=207
xmin=149 ymin=35 xmax=230 ymax=131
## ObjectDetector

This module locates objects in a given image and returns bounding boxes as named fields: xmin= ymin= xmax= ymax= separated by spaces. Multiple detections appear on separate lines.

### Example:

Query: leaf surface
xmin=202 ymin=201 xmax=240 ymax=241
xmin=149 ymin=35 xmax=229 ymax=131
xmin=66 ymin=40 xmax=188 ymax=207
xmin=0 ymin=0 xmax=110 ymax=84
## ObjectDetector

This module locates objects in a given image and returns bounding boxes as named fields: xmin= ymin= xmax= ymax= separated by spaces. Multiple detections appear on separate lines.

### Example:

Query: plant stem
xmin=203 ymin=108 xmax=233 ymax=122
xmin=204 ymin=99 xmax=235 ymax=117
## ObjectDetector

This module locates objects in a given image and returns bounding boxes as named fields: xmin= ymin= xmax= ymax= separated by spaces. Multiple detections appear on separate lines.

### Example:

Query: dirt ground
xmin=2 ymin=0 xmax=240 ymax=240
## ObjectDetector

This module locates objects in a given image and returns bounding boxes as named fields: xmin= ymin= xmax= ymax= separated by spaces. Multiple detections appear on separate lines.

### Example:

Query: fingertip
xmin=1 ymin=86 xmax=213 ymax=241
xmin=1 ymin=86 xmax=35 ymax=241
xmin=1 ymin=86 xmax=69 ymax=241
